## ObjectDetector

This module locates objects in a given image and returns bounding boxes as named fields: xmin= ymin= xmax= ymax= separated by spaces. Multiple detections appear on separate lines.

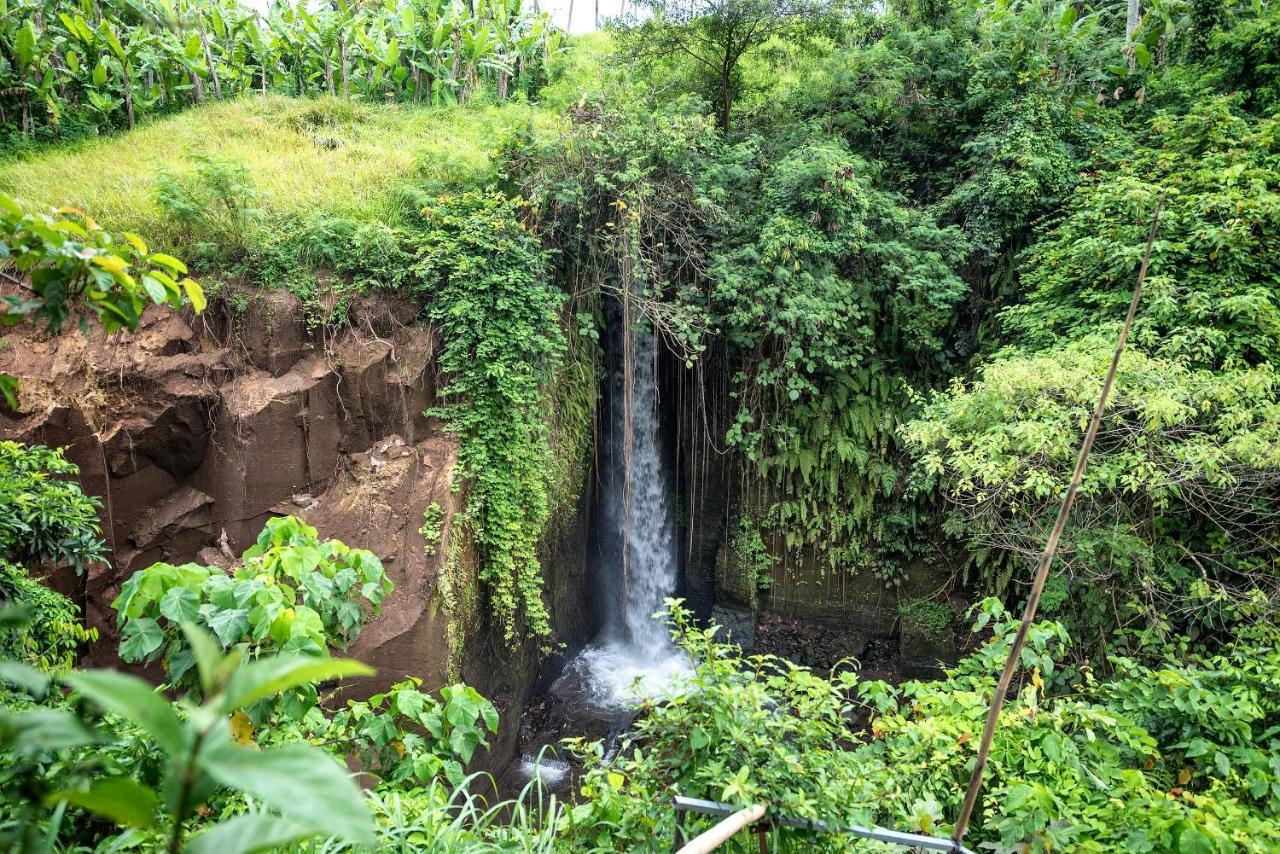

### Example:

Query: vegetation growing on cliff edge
xmin=412 ymin=191 xmax=565 ymax=647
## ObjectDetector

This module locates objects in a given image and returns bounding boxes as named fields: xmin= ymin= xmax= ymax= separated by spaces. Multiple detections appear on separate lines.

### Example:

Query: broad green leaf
xmin=149 ymin=253 xmax=188 ymax=275
xmin=182 ymin=622 xmax=225 ymax=696
xmin=62 ymin=670 xmax=187 ymax=755
xmin=198 ymin=742 xmax=376 ymax=846
xmin=0 ymin=660 xmax=50 ymax=698
xmin=220 ymin=655 xmax=373 ymax=714
xmin=47 ymin=777 xmax=157 ymax=828
xmin=119 ymin=617 xmax=165 ymax=662
xmin=141 ymin=274 xmax=169 ymax=305
xmin=187 ymin=813 xmax=314 ymax=854
xmin=15 ymin=21 xmax=36 ymax=70
xmin=183 ymin=278 xmax=207 ymax=313
xmin=206 ymin=608 xmax=250 ymax=646
xmin=104 ymin=26 xmax=126 ymax=62
xmin=160 ymin=587 xmax=201 ymax=624
xmin=0 ymin=708 xmax=98 ymax=755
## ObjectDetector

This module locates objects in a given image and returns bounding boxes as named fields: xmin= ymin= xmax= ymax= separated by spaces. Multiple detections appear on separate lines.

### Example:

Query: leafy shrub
xmin=156 ymin=152 xmax=263 ymax=265
xmin=1003 ymin=99 xmax=1280 ymax=371
xmin=564 ymin=601 xmax=1280 ymax=851
xmin=0 ymin=561 xmax=96 ymax=673
xmin=0 ymin=442 xmax=105 ymax=576
xmin=271 ymin=679 xmax=499 ymax=789
xmin=113 ymin=516 xmax=391 ymax=708
xmin=903 ymin=335 xmax=1280 ymax=657
xmin=0 ymin=625 xmax=377 ymax=852
xmin=0 ymin=194 xmax=204 ymax=405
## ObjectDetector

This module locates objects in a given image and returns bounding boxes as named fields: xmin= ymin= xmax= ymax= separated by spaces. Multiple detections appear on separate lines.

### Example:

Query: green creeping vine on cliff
xmin=412 ymin=191 xmax=565 ymax=647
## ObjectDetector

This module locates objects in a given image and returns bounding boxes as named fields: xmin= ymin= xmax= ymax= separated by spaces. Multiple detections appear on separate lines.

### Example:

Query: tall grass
xmin=256 ymin=771 xmax=567 ymax=853
xmin=0 ymin=95 xmax=561 ymax=244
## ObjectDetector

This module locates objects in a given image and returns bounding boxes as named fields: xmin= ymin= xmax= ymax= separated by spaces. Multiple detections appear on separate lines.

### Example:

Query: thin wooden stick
xmin=950 ymin=194 xmax=1166 ymax=850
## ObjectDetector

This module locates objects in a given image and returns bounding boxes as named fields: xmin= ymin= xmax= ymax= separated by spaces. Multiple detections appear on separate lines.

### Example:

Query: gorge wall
xmin=0 ymin=290 xmax=594 ymax=769
xmin=668 ymin=348 xmax=961 ymax=678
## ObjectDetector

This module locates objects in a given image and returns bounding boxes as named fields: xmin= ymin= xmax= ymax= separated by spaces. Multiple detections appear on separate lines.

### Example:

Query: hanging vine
xmin=411 ymin=190 xmax=565 ymax=647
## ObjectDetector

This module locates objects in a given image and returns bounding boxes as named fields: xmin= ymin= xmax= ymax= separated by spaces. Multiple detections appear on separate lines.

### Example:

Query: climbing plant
xmin=410 ymin=191 xmax=565 ymax=646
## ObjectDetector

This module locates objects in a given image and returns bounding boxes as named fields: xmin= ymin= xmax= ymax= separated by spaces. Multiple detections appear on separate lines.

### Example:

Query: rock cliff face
xmin=0 ymin=290 xmax=592 ymax=768
xmin=670 ymin=348 xmax=960 ymax=678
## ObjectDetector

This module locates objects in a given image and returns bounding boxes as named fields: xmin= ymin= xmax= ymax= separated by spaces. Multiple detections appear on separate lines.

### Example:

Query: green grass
xmin=0 ymin=95 xmax=561 ymax=242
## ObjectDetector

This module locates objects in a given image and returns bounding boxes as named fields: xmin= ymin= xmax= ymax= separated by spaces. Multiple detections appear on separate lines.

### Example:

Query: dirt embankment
xmin=1 ymin=292 xmax=458 ymax=685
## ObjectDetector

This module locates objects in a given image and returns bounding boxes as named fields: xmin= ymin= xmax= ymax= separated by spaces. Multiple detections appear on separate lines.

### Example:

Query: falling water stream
xmin=512 ymin=314 xmax=690 ymax=790
xmin=564 ymin=320 xmax=690 ymax=704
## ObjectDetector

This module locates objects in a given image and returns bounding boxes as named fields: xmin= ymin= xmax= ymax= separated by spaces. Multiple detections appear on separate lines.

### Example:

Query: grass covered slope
xmin=0 ymin=95 xmax=559 ymax=243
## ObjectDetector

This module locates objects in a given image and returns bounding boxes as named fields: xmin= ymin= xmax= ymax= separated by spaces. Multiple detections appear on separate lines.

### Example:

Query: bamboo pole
xmin=676 ymin=804 xmax=768 ymax=854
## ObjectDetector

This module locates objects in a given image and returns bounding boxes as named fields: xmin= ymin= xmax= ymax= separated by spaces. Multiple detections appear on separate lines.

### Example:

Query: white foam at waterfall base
xmin=518 ymin=754 xmax=572 ymax=787
xmin=563 ymin=641 xmax=691 ymax=709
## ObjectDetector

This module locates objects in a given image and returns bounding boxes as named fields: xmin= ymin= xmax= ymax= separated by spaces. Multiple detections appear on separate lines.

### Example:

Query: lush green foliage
xmin=0 ymin=191 xmax=204 ymax=404
xmin=0 ymin=0 xmax=558 ymax=144
xmin=412 ymin=190 xmax=565 ymax=646
xmin=4 ymin=0 xmax=1280 ymax=848
xmin=0 ymin=440 xmax=102 ymax=675
xmin=564 ymin=602 xmax=1280 ymax=851
xmin=0 ymin=623 xmax=377 ymax=853
xmin=0 ymin=441 xmax=104 ymax=575
xmin=1 ymin=521 xmax=513 ymax=853
xmin=113 ymin=516 xmax=391 ymax=705
xmin=1003 ymin=99 xmax=1280 ymax=370
xmin=268 ymin=678 xmax=499 ymax=790
xmin=0 ymin=191 xmax=204 ymax=334
xmin=0 ymin=562 xmax=95 ymax=672
xmin=905 ymin=337 xmax=1280 ymax=653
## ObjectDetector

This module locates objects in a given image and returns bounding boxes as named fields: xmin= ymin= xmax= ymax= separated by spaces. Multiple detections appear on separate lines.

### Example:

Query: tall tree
xmin=617 ymin=0 xmax=837 ymax=131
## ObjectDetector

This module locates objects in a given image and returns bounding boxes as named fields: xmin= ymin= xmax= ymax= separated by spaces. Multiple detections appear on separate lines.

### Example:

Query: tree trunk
xmin=1126 ymin=0 xmax=1140 ymax=70
xmin=339 ymin=35 xmax=349 ymax=96
xmin=189 ymin=69 xmax=204 ymax=104
xmin=567 ymin=0 xmax=575 ymax=31
xmin=197 ymin=19 xmax=222 ymax=99
xmin=122 ymin=65 xmax=135 ymax=128
xmin=718 ymin=68 xmax=732 ymax=131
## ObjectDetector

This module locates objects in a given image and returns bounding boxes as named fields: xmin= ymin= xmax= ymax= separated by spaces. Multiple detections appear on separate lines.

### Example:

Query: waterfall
xmin=552 ymin=311 xmax=689 ymax=709
xmin=607 ymin=324 xmax=679 ymax=653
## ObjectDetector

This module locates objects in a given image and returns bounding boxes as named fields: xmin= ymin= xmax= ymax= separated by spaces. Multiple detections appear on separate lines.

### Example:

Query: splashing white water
xmin=517 ymin=754 xmax=572 ymax=787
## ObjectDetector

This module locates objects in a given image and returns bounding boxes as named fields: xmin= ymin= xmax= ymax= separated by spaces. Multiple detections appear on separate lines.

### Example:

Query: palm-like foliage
xmin=0 ymin=0 xmax=559 ymax=142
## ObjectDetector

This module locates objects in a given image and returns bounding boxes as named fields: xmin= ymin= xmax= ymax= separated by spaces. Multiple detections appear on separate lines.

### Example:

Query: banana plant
xmin=0 ymin=0 xmax=559 ymax=140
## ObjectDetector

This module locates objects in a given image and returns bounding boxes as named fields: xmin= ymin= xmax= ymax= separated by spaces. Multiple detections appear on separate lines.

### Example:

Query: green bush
xmin=0 ymin=442 xmax=105 ymax=576
xmin=112 ymin=516 xmax=391 ymax=712
xmin=563 ymin=601 xmax=1280 ymax=851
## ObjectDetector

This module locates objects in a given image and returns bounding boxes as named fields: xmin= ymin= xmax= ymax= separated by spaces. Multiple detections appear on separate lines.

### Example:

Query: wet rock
xmin=711 ymin=603 xmax=757 ymax=649
xmin=754 ymin=612 xmax=868 ymax=670
xmin=899 ymin=622 xmax=958 ymax=680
